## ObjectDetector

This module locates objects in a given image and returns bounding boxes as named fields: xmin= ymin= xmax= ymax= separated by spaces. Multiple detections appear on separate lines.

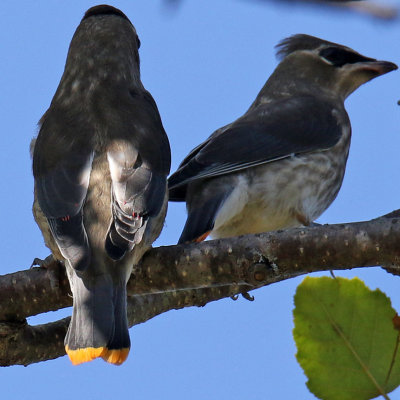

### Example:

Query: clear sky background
xmin=1 ymin=0 xmax=400 ymax=399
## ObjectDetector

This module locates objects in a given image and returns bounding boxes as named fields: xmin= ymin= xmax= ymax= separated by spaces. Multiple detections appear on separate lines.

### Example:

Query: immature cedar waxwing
xmin=169 ymin=34 xmax=397 ymax=243
xmin=32 ymin=5 xmax=171 ymax=365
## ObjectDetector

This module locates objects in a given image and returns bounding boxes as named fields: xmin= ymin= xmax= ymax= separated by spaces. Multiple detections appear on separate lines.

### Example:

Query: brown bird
xmin=32 ymin=5 xmax=171 ymax=365
xmin=168 ymin=34 xmax=397 ymax=243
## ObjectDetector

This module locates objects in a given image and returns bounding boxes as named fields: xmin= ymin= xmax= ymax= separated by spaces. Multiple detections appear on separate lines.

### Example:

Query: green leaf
xmin=293 ymin=277 xmax=400 ymax=400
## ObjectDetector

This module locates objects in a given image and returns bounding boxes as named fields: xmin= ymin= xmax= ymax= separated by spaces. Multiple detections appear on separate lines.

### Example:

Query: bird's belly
xmin=212 ymin=150 xmax=347 ymax=239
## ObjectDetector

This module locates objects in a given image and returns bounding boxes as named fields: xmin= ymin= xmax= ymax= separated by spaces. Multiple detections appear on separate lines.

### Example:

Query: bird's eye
xmin=319 ymin=47 xmax=374 ymax=67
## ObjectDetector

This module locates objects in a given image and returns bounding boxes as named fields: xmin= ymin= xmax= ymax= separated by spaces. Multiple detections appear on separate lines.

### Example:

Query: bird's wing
xmin=105 ymin=90 xmax=171 ymax=260
xmin=168 ymin=95 xmax=345 ymax=201
xmin=33 ymin=110 xmax=94 ymax=270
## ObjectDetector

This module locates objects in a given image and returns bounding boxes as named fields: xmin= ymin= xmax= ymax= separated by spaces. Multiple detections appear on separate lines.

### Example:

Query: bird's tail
xmin=64 ymin=271 xmax=130 ymax=366
xmin=178 ymin=189 xmax=231 ymax=244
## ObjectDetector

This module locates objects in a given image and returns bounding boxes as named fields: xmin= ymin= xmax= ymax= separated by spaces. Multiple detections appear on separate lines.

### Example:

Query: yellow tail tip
xmin=65 ymin=346 xmax=107 ymax=365
xmin=65 ymin=346 xmax=130 ymax=365
xmin=101 ymin=348 xmax=130 ymax=365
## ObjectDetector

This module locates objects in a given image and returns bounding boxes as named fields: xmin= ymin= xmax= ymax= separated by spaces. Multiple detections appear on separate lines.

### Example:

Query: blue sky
xmin=1 ymin=1 xmax=400 ymax=399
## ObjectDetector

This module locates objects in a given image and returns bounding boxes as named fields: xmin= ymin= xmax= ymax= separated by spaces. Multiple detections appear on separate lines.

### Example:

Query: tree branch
xmin=1 ymin=212 xmax=400 ymax=366
xmin=165 ymin=0 xmax=399 ymax=21
xmin=293 ymin=0 xmax=398 ymax=20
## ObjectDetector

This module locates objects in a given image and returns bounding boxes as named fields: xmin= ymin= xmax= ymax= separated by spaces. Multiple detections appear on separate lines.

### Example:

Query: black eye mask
xmin=319 ymin=47 xmax=375 ymax=67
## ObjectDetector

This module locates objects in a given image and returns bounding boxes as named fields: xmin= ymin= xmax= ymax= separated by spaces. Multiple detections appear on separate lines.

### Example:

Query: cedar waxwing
xmin=169 ymin=34 xmax=397 ymax=243
xmin=32 ymin=5 xmax=171 ymax=365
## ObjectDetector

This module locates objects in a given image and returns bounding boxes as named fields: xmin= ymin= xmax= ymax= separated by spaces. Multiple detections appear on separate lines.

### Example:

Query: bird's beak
xmin=357 ymin=60 xmax=398 ymax=76
xmin=338 ymin=58 xmax=397 ymax=99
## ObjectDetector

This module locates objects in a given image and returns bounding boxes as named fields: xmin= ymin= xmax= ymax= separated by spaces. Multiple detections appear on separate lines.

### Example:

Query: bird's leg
xmin=294 ymin=211 xmax=310 ymax=227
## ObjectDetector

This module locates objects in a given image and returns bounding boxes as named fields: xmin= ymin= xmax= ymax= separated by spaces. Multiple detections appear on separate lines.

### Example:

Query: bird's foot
xmin=309 ymin=222 xmax=321 ymax=227
xmin=241 ymin=291 xmax=255 ymax=301
xmin=31 ymin=254 xmax=56 ymax=269
xmin=230 ymin=291 xmax=255 ymax=301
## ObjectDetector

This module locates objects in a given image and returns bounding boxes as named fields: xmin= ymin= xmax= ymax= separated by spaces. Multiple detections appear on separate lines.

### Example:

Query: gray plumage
xmin=169 ymin=34 xmax=397 ymax=244
xmin=33 ymin=5 xmax=170 ymax=365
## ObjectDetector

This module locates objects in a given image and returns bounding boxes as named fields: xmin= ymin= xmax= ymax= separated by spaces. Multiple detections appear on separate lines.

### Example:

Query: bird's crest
xmin=275 ymin=34 xmax=342 ymax=60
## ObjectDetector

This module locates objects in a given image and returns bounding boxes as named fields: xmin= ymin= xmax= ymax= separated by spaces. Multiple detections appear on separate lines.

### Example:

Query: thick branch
xmin=130 ymin=216 xmax=400 ymax=294
xmin=167 ymin=0 xmax=399 ymax=20
xmin=1 ymin=213 xmax=400 ymax=366
xmin=0 ymin=261 xmax=71 ymax=321
xmin=300 ymin=0 xmax=398 ymax=20
xmin=1 ymin=287 xmax=245 ymax=366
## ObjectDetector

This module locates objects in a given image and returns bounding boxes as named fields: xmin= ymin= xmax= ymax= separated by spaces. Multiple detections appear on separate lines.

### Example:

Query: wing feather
xmin=169 ymin=95 xmax=344 ymax=201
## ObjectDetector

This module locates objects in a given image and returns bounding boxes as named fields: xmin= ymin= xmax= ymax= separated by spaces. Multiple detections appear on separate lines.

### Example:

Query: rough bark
xmin=1 ymin=211 xmax=400 ymax=366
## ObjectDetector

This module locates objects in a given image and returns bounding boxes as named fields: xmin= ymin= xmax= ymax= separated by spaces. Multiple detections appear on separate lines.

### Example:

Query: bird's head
xmin=266 ymin=34 xmax=397 ymax=101
xmin=60 ymin=5 xmax=142 ymax=89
